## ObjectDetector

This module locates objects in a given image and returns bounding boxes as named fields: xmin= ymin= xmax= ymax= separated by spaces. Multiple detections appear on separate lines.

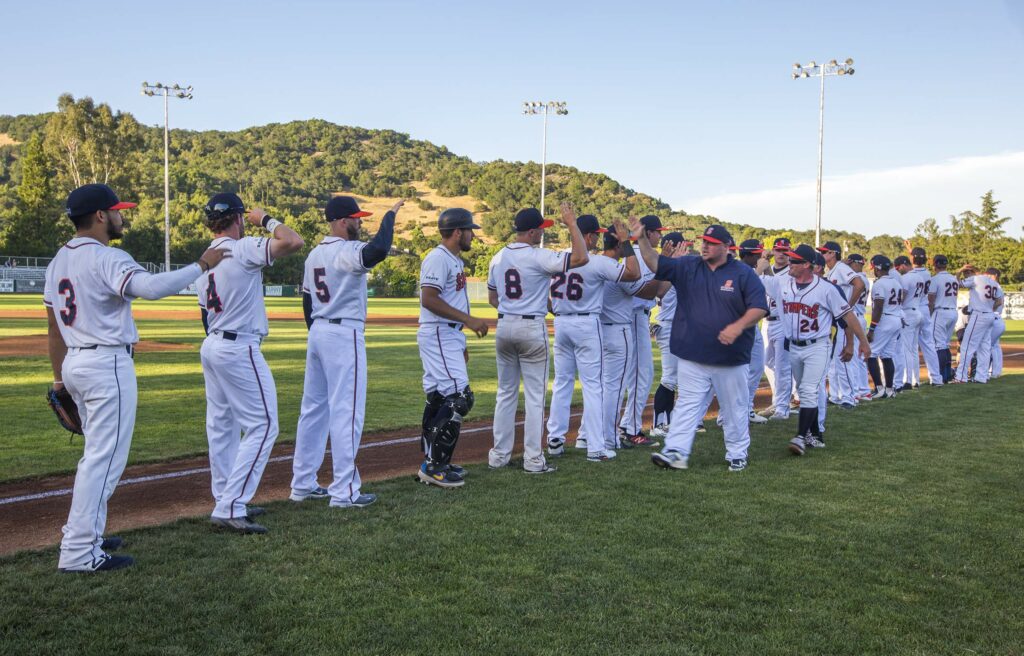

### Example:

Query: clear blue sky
xmin=3 ymin=0 xmax=1023 ymax=236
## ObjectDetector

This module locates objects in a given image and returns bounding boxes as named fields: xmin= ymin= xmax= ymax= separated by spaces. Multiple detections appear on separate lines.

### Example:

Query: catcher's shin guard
xmin=653 ymin=384 xmax=675 ymax=427
xmin=421 ymin=391 xmax=445 ymax=454
xmin=425 ymin=388 xmax=474 ymax=471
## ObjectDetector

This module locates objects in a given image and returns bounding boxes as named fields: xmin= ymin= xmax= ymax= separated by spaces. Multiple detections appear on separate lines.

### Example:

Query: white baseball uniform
xmin=825 ymin=261 xmax=860 ymax=405
xmin=930 ymin=271 xmax=959 ymax=350
xmin=546 ymin=252 xmax=625 ymax=457
xmin=289 ymin=236 xmax=373 ymax=506
xmin=417 ymin=245 xmax=470 ymax=397
xmin=654 ymin=287 xmax=679 ymax=426
xmin=45 ymin=237 xmax=202 ymax=570
xmin=955 ymin=275 xmax=1003 ymax=383
xmin=620 ymin=256 xmax=656 ymax=435
xmin=852 ymin=271 xmax=872 ymax=397
xmin=196 ymin=235 xmax=279 ymax=521
xmin=898 ymin=269 xmax=927 ymax=386
xmin=487 ymin=243 xmax=569 ymax=471
xmin=869 ymin=271 xmax=905 ymax=366
xmin=990 ymin=313 xmax=1006 ymax=378
xmin=762 ymin=266 xmax=793 ymax=417
xmin=600 ymin=266 xmax=649 ymax=449
xmin=912 ymin=266 xmax=942 ymax=384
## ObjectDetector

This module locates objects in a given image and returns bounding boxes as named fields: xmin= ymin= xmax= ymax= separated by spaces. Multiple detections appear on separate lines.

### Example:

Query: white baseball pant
xmin=201 ymin=333 xmax=279 ymax=519
xmin=990 ymin=315 xmax=1006 ymax=378
xmin=663 ymin=358 xmax=750 ymax=461
xmin=546 ymin=315 xmax=605 ymax=457
xmin=763 ymin=323 xmax=793 ymax=417
xmin=917 ymin=310 xmax=942 ymax=384
xmin=620 ymin=308 xmax=654 ymax=435
xmin=418 ymin=323 xmax=469 ymax=396
xmin=828 ymin=328 xmax=859 ymax=405
xmin=748 ymin=328 xmax=765 ymax=412
xmin=791 ymin=339 xmax=831 ymax=412
xmin=489 ymin=316 xmax=550 ymax=471
xmin=932 ymin=309 xmax=958 ymax=351
xmin=853 ymin=312 xmax=871 ymax=396
xmin=601 ymin=322 xmax=635 ymax=449
xmin=901 ymin=308 xmax=922 ymax=386
xmin=58 ymin=345 xmax=137 ymax=571
xmin=956 ymin=311 xmax=995 ymax=383
xmin=290 ymin=320 xmax=368 ymax=506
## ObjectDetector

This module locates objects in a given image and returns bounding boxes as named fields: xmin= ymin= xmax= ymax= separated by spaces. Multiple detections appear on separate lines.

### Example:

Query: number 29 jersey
xmin=196 ymin=236 xmax=273 ymax=337
xmin=301 ymin=236 xmax=370 ymax=323
xmin=550 ymin=251 xmax=624 ymax=315
xmin=487 ymin=243 xmax=570 ymax=316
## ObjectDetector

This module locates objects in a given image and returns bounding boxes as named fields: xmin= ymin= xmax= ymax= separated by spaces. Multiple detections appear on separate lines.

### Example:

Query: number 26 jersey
xmin=301 ymin=236 xmax=370 ymax=323
xmin=550 ymin=251 xmax=624 ymax=315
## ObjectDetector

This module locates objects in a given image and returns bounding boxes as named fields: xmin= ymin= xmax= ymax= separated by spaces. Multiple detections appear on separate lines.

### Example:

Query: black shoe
xmin=246 ymin=506 xmax=266 ymax=518
xmin=100 ymin=536 xmax=123 ymax=551
xmin=448 ymin=464 xmax=467 ymax=478
xmin=60 ymin=553 xmax=134 ymax=573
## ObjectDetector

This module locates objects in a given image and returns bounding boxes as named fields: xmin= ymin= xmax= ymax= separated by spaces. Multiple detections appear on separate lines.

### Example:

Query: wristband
xmin=53 ymin=380 xmax=62 ymax=385
xmin=264 ymin=218 xmax=283 ymax=234
xmin=197 ymin=259 xmax=210 ymax=273
xmin=620 ymin=241 xmax=635 ymax=258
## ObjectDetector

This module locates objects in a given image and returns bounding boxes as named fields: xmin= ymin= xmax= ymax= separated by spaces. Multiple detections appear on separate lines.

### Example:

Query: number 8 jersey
xmin=196 ymin=235 xmax=273 ymax=336
xmin=301 ymin=236 xmax=370 ymax=322
xmin=487 ymin=243 xmax=570 ymax=316
xmin=775 ymin=275 xmax=852 ymax=340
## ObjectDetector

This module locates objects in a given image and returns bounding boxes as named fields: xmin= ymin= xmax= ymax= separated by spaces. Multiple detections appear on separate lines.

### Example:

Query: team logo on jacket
xmin=456 ymin=272 xmax=466 ymax=291
xmin=720 ymin=279 xmax=734 ymax=292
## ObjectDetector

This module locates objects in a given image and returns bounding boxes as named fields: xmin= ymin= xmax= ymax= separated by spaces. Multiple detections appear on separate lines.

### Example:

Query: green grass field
xmin=0 ymin=374 xmax=1022 ymax=654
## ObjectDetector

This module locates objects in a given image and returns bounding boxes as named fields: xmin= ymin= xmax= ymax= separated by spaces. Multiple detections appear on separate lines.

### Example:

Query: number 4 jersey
xmin=196 ymin=235 xmax=274 ymax=336
xmin=300 ymin=236 xmax=370 ymax=323
xmin=550 ymin=251 xmax=625 ymax=315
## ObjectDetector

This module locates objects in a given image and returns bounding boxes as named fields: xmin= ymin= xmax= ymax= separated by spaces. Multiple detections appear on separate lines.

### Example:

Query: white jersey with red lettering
xmin=961 ymin=275 xmax=1003 ymax=313
xmin=301 ymin=237 xmax=370 ymax=322
xmin=955 ymin=275 xmax=1003 ymax=383
xmin=196 ymin=236 xmax=273 ymax=336
xmin=775 ymin=276 xmax=852 ymax=341
xmin=550 ymin=251 xmax=624 ymax=315
xmin=488 ymin=243 xmax=569 ymax=316
xmin=43 ymin=237 xmax=146 ymax=347
xmin=418 ymin=244 xmax=469 ymax=322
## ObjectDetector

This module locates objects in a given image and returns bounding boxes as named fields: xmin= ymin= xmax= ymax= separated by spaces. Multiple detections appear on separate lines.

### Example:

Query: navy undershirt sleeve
xmin=361 ymin=210 xmax=396 ymax=268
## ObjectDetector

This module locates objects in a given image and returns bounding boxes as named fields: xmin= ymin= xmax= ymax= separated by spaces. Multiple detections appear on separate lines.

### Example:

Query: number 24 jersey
xmin=774 ymin=276 xmax=852 ymax=341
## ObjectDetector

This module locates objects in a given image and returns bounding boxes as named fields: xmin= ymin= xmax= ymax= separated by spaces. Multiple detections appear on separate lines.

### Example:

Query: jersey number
xmin=550 ymin=272 xmax=584 ymax=300
xmin=799 ymin=317 xmax=820 ymax=333
xmin=206 ymin=273 xmax=224 ymax=314
xmin=888 ymin=288 xmax=905 ymax=306
xmin=57 ymin=278 xmax=77 ymax=326
xmin=313 ymin=267 xmax=330 ymax=303
xmin=504 ymin=269 xmax=523 ymax=299
xmin=944 ymin=281 xmax=958 ymax=297
xmin=983 ymin=285 xmax=994 ymax=300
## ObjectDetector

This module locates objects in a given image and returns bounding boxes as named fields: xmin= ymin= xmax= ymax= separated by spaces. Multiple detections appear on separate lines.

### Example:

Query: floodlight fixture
xmin=522 ymin=100 xmax=571 ymax=244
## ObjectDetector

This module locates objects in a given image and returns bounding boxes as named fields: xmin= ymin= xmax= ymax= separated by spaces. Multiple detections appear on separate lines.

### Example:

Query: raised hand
xmin=559 ymin=201 xmax=576 ymax=226
xmin=628 ymin=215 xmax=644 ymax=240
xmin=389 ymin=199 xmax=406 ymax=214
xmin=246 ymin=208 xmax=268 ymax=226
xmin=612 ymin=219 xmax=630 ymax=243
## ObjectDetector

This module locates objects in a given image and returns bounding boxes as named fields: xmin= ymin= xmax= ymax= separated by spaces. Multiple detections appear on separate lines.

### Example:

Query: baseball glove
xmin=47 ymin=387 xmax=83 ymax=435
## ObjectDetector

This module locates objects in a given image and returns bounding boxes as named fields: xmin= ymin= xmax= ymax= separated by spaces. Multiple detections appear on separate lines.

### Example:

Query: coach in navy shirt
xmin=632 ymin=222 xmax=768 ymax=472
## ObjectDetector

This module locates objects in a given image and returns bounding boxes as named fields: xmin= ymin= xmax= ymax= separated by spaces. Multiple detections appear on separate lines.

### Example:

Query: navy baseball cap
xmin=514 ymin=207 xmax=554 ymax=231
xmin=933 ymin=254 xmax=949 ymax=266
xmin=817 ymin=240 xmax=841 ymax=255
xmin=326 ymin=196 xmax=373 ymax=221
xmin=639 ymin=215 xmax=668 ymax=232
xmin=870 ymin=254 xmax=893 ymax=270
xmin=813 ymin=252 xmax=826 ymax=268
xmin=576 ymin=214 xmax=606 ymax=234
xmin=786 ymin=244 xmax=818 ymax=264
xmin=739 ymin=239 xmax=764 ymax=255
xmin=204 ymin=192 xmax=245 ymax=218
xmin=911 ymin=246 xmax=927 ymax=258
xmin=847 ymin=253 xmax=865 ymax=264
xmin=701 ymin=225 xmax=732 ymax=245
xmin=661 ymin=231 xmax=684 ymax=246
xmin=772 ymin=237 xmax=792 ymax=251
xmin=893 ymin=255 xmax=912 ymax=267
xmin=65 ymin=184 xmax=137 ymax=218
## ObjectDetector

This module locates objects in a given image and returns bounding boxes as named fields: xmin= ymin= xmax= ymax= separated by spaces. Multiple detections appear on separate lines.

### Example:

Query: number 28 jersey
xmin=196 ymin=236 xmax=274 ymax=337
xmin=775 ymin=276 xmax=852 ymax=341
xmin=301 ymin=236 xmax=370 ymax=323
xmin=550 ymin=251 xmax=624 ymax=315
xmin=487 ymin=243 xmax=570 ymax=316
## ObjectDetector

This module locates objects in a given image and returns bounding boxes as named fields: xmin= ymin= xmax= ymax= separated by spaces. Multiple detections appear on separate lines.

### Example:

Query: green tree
xmin=0 ymin=134 xmax=68 ymax=255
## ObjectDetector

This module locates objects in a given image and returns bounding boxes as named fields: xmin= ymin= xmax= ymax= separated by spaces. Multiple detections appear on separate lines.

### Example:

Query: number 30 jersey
xmin=196 ymin=235 xmax=273 ymax=337
xmin=550 ymin=251 xmax=624 ymax=315
xmin=301 ymin=236 xmax=370 ymax=323
xmin=775 ymin=275 xmax=852 ymax=341
xmin=487 ymin=243 xmax=569 ymax=316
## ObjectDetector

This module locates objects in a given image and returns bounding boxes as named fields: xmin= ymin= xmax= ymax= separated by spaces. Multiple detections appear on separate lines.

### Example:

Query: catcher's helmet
xmin=437 ymin=208 xmax=481 ymax=231
xmin=204 ymin=192 xmax=245 ymax=218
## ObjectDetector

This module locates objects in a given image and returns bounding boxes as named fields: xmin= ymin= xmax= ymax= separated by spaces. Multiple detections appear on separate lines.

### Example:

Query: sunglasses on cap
xmin=208 ymin=203 xmax=245 ymax=216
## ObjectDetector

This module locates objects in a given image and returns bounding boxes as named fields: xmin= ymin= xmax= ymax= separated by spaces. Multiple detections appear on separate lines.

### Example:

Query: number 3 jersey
xmin=196 ymin=235 xmax=273 ymax=337
xmin=774 ymin=275 xmax=852 ymax=341
xmin=419 ymin=244 xmax=469 ymax=323
xmin=550 ymin=251 xmax=625 ymax=315
xmin=43 ymin=237 xmax=147 ymax=347
xmin=301 ymin=236 xmax=370 ymax=322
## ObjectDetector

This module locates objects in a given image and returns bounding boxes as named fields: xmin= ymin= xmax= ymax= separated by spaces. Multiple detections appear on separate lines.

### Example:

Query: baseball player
xmin=906 ymin=245 xmax=943 ymax=385
xmin=987 ymin=269 xmax=1006 ymax=379
xmin=546 ymin=216 xmax=639 ymax=462
xmin=760 ymin=238 xmax=794 ymax=420
xmin=487 ymin=203 xmax=589 ymax=473
xmin=929 ymin=255 xmax=959 ymax=383
xmin=196 ymin=193 xmax=305 ymax=534
xmin=416 ymin=208 xmax=489 ymax=487
xmin=619 ymin=215 xmax=668 ymax=443
xmin=893 ymin=255 xmax=927 ymax=390
xmin=954 ymin=265 xmax=1004 ymax=384
xmin=845 ymin=254 xmax=873 ymax=400
xmin=865 ymin=255 xmax=904 ymax=398
xmin=818 ymin=241 xmax=866 ymax=408
xmin=774 ymin=245 xmax=869 ymax=456
xmin=737 ymin=240 xmax=768 ymax=422
xmin=637 ymin=223 xmax=768 ymax=473
xmin=650 ymin=232 xmax=686 ymax=439
xmin=45 ymin=183 xmax=229 ymax=571
xmin=290 ymin=196 xmax=401 ymax=507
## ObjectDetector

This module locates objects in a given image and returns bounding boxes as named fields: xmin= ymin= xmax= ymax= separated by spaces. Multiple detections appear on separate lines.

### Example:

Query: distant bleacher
xmin=0 ymin=255 xmax=168 ymax=294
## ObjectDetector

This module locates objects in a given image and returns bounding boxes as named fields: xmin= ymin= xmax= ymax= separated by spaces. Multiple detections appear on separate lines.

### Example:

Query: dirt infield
xmin=0 ymin=334 xmax=193 ymax=358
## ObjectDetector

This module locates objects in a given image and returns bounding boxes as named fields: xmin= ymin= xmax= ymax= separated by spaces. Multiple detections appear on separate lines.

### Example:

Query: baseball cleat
xmin=546 ymin=437 xmax=565 ymax=456
xmin=716 ymin=416 xmax=724 ymax=427
xmin=625 ymin=433 xmax=658 ymax=447
xmin=787 ymin=437 xmax=806 ymax=456
xmin=60 ymin=553 xmax=135 ymax=574
xmin=695 ymin=423 xmax=707 ymax=433
xmin=331 ymin=493 xmax=378 ymax=508
xmin=100 ymin=536 xmax=123 ymax=551
xmin=651 ymin=450 xmax=688 ymax=470
xmin=210 ymin=516 xmax=268 ymax=534
xmin=587 ymin=452 xmax=611 ymax=462
xmin=748 ymin=411 xmax=768 ymax=424
xmin=839 ymin=402 xmax=856 ymax=409
xmin=574 ymin=438 xmax=588 ymax=450
xmin=728 ymin=458 xmax=748 ymax=472
xmin=767 ymin=412 xmax=790 ymax=421
xmin=448 ymin=463 xmax=467 ymax=477
xmin=649 ymin=423 xmax=670 ymax=439
xmin=246 ymin=506 xmax=266 ymax=518
xmin=525 ymin=464 xmax=558 ymax=475
xmin=806 ymin=436 xmax=826 ymax=449
xmin=289 ymin=486 xmax=329 ymax=502
xmin=418 ymin=463 xmax=465 ymax=488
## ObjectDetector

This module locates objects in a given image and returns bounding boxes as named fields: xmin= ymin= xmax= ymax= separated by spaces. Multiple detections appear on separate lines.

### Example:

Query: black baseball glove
xmin=47 ymin=387 xmax=83 ymax=435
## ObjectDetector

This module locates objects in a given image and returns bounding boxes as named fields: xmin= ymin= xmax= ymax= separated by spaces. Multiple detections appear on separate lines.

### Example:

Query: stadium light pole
xmin=141 ymin=81 xmax=193 ymax=272
xmin=522 ymin=101 xmax=568 ymax=245
xmin=792 ymin=59 xmax=854 ymax=247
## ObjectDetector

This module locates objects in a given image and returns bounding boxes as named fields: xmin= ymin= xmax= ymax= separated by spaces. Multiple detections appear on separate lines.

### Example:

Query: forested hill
xmin=1 ymin=95 xmax=1020 ymax=288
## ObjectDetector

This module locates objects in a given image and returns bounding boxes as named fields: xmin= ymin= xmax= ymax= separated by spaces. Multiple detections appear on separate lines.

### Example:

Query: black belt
xmin=78 ymin=344 xmax=134 ymax=356
xmin=789 ymin=337 xmax=822 ymax=347
xmin=498 ymin=313 xmax=538 ymax=320
xmin=767 ymin=316 xmax=779 ymax=322
xmin=220 ymin=331 xmax=237 ymax=341
xmin=554 ymin=312 xmax=592 ymax=316
xmin=325 ymin=318 xmax=364 ymax=324
xmin=637 ymin=308 xmax=650 ymax=315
